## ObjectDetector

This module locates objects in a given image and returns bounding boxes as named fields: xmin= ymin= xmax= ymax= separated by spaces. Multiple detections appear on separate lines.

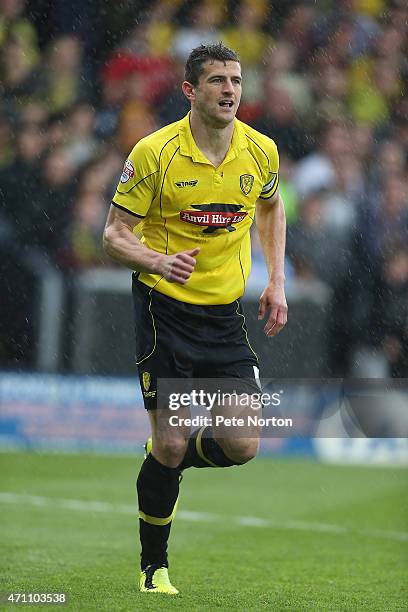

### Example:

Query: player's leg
xmin=210 ymin=388 xmax=261 ymax=464
xmin=180 ymin=296 xmax=261 ymax=470
xmin=132 ymin=276 xmax=192 ymax=593
xmin=178 ymin=423 xmax=247 ymax=469
xmin=137 ymin=407 xmax=188 ymax=594
xmin=216 ymin=432 xmax=260 ymax=464
xmin=179 ymin=388 xmax=260 ymax=470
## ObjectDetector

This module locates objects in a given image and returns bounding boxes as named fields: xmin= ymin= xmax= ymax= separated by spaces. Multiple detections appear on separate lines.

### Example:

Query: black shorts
xmin=132 ymin=276 xmax=260 ymax=410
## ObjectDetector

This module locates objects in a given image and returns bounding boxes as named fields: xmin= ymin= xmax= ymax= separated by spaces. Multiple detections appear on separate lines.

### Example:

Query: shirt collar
xmin=178 ymin=111 xmax=248 ymax=166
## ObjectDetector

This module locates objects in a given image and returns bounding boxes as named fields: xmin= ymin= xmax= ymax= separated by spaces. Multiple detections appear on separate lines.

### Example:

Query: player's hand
xmin=258 ymin=282 xmax=288 ymax=337
xmin=158 ymin=248 xmax=200 ymax=284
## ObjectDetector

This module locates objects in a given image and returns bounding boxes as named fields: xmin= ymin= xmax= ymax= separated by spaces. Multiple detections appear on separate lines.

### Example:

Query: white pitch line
xmin=0 ymin=492 xmax=407 ymax=543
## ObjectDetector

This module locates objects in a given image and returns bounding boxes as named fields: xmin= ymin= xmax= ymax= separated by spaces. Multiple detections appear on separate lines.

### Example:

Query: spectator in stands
xmin=253 ymin=82 xmax=309 ymax=160
xmin=312 ymin=64 xmax=348 ymax=123
xmin=388 ymin=0 xmax=408 ymax=35
xmin=349 ymin=56 xmax=402 ymax=126
xmin=293 ymin=120 xmax=352 ymax=199
xmin=363 ymin=173 xmax=407 ymax=266
xmin=281 ymin=4 xmax=315 ymax=61
xmin=41 ymin=35 xmax=84 ymax=114
xmin=286 ymin=190 xmax=352 ymax=289
xmin=0 ymin=35 xmax=42 ymax=115
xmin=0 ymin=0 xmax=40 ymax=69
xmin=263 ymin=40 xmax=313 ymax=120
xmin=0 ymin=113 xmax=14 ymax=168
xmin=19 ymin=101 xmax=49 ymax=127
xmin=46 ymin=112 xmax=69 ymax=148
xmin=350 ymin=122 xmax=374 ymax=175
xmin=312 ymin=2 xmax=379 ymax=61
xmin=334 ymin=172 xmax=408 ymax=375
xmin=222 ymin=0 xmax=272 ymax=66
xmin=95 ymin=64 xmax=127 ymax=141
xmin=0 ymin=120 xmax=48 ymax=247
xmin=115 ymin=22 xmax=173 ymax=104
xmin=59 ymin=150 xmax=122 ymax=270
xmin=277 ymin=154 xmax=299 ymax=226
xmin=76 ymin=153 xmax=123 ymax=201
xmin=362 ymin=137 xmax=405 ymax=215
xmin=62 ymin=192 xmax=107 ymax=269
xmin=145 ymin=0 xmax=180 ymax=58
xmin=171 ymin=0 xmax=224 ymax=61
xmin=29 ymin=147 xmax=76 ymax=261
xmin=375 ymin=23 xmax=405 ymax=63
xmin=156 ymin=59 xmax=190 ymax=125
xmin=0 ymin=107 xmax=48 ymax=367
xmin=64 ymin=102 xmax=98 ymax=170
xmin=377 ymin=246 xmax=408 ymax=377
xmin=117 ymin=95 xmax=158 ymax=155
xmin=376 ymin=139 xmax=406 ymax=181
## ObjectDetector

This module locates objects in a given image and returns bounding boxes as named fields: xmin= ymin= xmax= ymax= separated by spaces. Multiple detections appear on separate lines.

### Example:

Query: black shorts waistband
xmin=132 ymin=276 xmax=241 ymax=317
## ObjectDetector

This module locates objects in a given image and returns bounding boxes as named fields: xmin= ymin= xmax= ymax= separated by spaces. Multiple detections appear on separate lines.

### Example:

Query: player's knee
xmin=236 ymin=440 xmax=258 ymax=464
xmin=224 ymin=438 xmax=259 ymax=464
xmin=154 ymin=436 xmax=188 ymax=466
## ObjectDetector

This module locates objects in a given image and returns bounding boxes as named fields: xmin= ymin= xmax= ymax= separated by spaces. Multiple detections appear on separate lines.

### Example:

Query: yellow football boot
xmin=144 ymin=437 xmax=153 ymax=459
xmin=139 ymin=565 xmax=179 ymax=595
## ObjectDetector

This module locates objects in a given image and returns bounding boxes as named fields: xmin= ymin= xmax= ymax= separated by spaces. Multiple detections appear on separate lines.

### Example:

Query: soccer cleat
xmin=144 ymin=437 xmax=153 ymax=459
xmin=139 ymin=564 xmax=179 ymax=594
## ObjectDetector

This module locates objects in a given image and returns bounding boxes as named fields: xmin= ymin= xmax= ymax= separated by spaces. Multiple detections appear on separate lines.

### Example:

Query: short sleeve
xmin=259 ymin=138 xmax=279 ymax=200
xmin=112 ymin=139 xmax=158 ymax=218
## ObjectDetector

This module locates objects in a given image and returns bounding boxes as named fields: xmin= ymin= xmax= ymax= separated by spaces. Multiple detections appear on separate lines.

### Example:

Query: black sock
xmin=179 ymin=426 xmax=241 ymax=469
xmin=137 ymin=453 xmax=181 ymax=570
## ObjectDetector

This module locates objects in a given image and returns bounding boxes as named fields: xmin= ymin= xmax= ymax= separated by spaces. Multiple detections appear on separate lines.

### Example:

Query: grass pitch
xmin=0 ymin=452 xmax=407 ymax=611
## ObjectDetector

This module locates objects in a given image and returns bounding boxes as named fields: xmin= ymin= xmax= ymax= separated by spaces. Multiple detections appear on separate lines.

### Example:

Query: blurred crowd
xmin=0 ymin=0 xmax=407 ymax=376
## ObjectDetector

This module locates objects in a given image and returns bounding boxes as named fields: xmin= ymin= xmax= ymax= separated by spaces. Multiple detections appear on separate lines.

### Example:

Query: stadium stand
xmin=0 ymin=0 xmax=407 ymax=376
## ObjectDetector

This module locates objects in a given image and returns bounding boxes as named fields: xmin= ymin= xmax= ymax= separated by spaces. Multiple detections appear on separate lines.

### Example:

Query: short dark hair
xmin=185 ymin=42 xmax=240 ymax=85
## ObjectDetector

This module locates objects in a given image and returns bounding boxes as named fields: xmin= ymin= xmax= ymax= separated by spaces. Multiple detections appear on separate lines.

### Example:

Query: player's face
xmin=193 ymin=60 xmax=242 ymax=127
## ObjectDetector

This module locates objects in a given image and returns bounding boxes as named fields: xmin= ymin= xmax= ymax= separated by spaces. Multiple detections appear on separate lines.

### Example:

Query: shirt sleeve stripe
xmin=258 ymin=177 xmax=279 ymax=200
xmin=261 ymin=174 xmax=278 ymax=194
xmin=246 ymin=147 xmax=262 ymax=175
xmin=245 ymin=134 xmax=270 ymax=170
xmin=111 ymin=201 xmax=145 ymax=218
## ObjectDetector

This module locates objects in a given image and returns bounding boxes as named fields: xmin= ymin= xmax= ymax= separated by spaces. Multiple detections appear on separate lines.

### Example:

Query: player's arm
xmin=255 ymin=189 xmax=288 ymax=337
xmin=103 ymin=204 xmax=199 ymax=284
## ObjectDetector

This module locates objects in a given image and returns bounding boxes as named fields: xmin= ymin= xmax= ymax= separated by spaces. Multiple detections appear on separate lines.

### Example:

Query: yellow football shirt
xmin=113 ymin=112 xmax=279 ymax=305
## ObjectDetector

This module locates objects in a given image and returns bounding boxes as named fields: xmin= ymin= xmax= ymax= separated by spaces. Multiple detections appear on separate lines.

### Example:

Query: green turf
xmin=0 ymin=452 xmax=407 ymax=611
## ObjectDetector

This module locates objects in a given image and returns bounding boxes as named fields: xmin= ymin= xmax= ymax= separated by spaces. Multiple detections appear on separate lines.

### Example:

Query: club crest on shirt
xmin=142 ymin=371 xmax=150 ymax=391
xmin=120 ymin=159 xmax=134 ymax=183
xmin=240 ymin=174 xmax=254 ymax=195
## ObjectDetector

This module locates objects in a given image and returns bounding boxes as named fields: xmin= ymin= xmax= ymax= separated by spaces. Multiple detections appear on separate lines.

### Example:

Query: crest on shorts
xmin=240 ymin=174 xmax=254 ymax=195
xmin=142 ymin=371 xmax=151 ymax=392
